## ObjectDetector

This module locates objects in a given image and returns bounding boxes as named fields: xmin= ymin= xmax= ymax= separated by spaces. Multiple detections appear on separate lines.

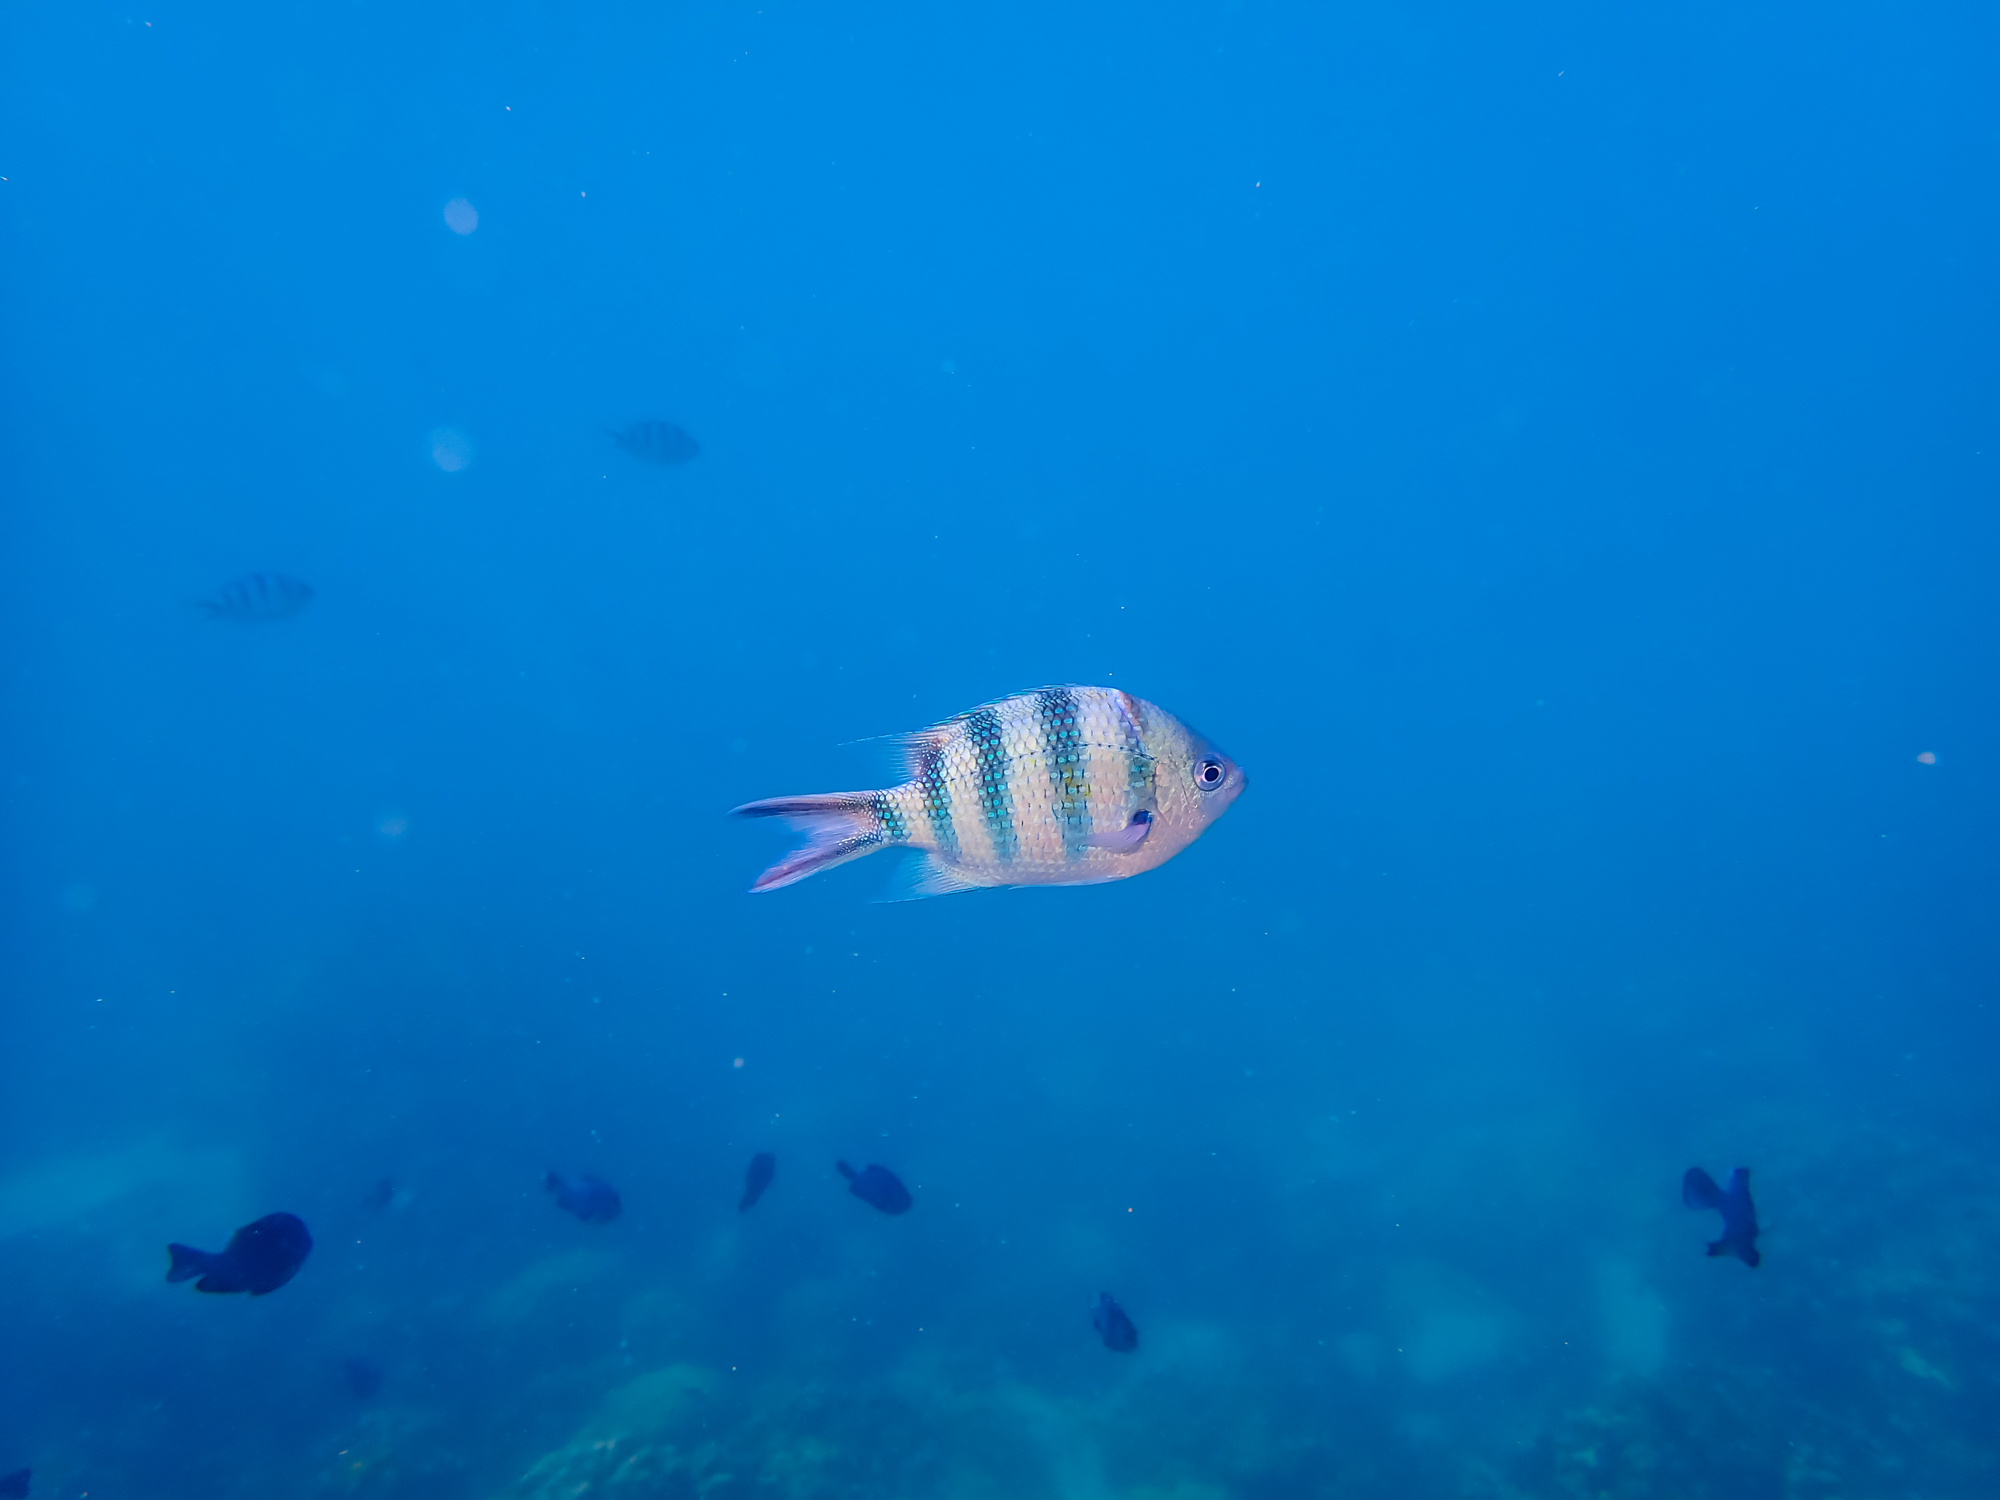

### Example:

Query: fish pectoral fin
xmin=877 ymin=853 xmax=987 ymax=901
xmin=1084 ymin=810 xmax=1153 ymax=854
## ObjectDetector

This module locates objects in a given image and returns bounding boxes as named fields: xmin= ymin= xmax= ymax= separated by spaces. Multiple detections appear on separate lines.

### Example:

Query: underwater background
xmin=3 ymin=0 xmax=1998 ymax=1496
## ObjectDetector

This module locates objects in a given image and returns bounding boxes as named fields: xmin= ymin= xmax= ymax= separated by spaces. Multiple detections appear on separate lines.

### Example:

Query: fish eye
xmin=1196 ymin=757 xmax=1226 ymax=791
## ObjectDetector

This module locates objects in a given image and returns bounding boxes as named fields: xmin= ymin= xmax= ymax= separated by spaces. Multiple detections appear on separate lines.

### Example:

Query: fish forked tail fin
xmin=1682 ymin=1167 xmax=1724 ymax=1211
xmin=165 ymin=1243 xmax=213 ymax=1283
xmin=731 ymin=793 xmax=886 ymax=893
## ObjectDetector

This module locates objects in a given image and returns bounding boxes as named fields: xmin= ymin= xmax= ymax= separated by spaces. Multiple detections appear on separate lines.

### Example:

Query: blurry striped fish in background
xmin=733 ymin=685 xmax=1246 ymax=897
xmin=194 ymin=572 xmax=314 ymax=623
xmin=611 ymin=420 xmax=700 ymax=465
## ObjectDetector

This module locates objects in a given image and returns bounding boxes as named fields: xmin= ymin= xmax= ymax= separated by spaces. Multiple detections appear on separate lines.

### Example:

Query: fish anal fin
xmin=878 ymin=853 xmax=988 ymax=902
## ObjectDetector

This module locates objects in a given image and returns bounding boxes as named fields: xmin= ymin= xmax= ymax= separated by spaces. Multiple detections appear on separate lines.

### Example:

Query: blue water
xmin=4 ymin=1 xmax=1997 ymax=1495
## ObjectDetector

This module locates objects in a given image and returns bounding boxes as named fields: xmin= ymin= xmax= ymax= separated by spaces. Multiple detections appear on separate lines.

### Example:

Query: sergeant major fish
xmin=732 ymin=686 xmax=1245 ymax=896
xmin=195 ymin=572 xmax=314 ymax=623
xmin=612 ymin=420 xmax=700 ymax=465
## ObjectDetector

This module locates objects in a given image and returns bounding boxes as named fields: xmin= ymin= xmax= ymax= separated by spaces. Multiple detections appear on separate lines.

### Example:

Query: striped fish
xmin=733 ymin=686 xmax=1245 ymax=896
xmin=195 ymin=572 xmax=314 ymax=623
xmin=612 ymin=420 xmax=700 ymax=465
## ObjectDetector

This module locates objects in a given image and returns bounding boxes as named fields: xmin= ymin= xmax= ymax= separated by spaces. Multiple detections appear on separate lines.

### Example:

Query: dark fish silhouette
xmin=545 ymin=1171 xmax=621 ymax=1223
xmin=612 ymin=421 xmax=700 ymax=465
xmin=361 ymin=1177 xmax=394 ymax=1211
xmin=1683 ymin=1166 xmax=1761 ymax=1267
xmin=195 ymin=572 xmax=314 ymax=622
xmin=166 ymin=1212 xmax=313 ymax=1295
xmin=836 ymin=1160 xmax=911 ymax=1215
xmin=1092 ymin=1292 xmax=1138 ymax=1352
xmin=0 ymin=1469 xmax=28 ymax=1498
xmin=739 ymin=1151 xmax=776 ymax=1212
xmin=343 ymin=1356 xmax=383 ymax=1399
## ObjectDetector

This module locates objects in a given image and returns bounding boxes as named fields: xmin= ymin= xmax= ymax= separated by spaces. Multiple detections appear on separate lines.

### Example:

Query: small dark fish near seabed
xmin=612 ymin=420 xmax=700 ymax=465
xmin=546 ymin=1170 xmax=622 ymax=1223
xmin=195 ymin=572 xmax=314 ymax=622
xmin=1092 ymin=1292 xmax=1139 ymax=1352
xmin=837 ymin=1160 xmax=911 ymax=1215
xmin=167 ymin=1212 xmax=313 ymax=1295
xmin=1684 ymin=1166 xmax=1761 ymax=1267
xmin=739 ymin=1151 xmax=776 ymax=1212
xmin=0 ymin=1468 xmax=29 ymax=1498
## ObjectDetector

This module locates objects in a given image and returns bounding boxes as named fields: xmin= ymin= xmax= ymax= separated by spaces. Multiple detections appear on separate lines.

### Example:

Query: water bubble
xmin=429 ymin=427 xmax=474 ymax=472
xmin=443 ymin=198 xmax=479 ymax=235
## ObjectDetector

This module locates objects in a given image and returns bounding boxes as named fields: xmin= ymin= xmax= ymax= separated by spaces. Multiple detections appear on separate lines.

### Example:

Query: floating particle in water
xmin=1916 ymin=751 xmax=1936 ymax=765
xmin=377 ymin=814 xmax=409 ymax=840
xmin=195 ymin=572 xmax=314 ymax=623
xmin=166 ymin=1212 xmax=313 ymax=1295
xmin=612 ymin=420 xmax=701 ymax=465
xmin=429 ymin=427 xmax=474 ymax=472
xmin=443 ymin=198 xmax=478 ymax=234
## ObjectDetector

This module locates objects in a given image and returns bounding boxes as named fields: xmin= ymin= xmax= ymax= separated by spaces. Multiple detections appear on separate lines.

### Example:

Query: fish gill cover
xmin=2 ymin=0 xmax=1998 ymax=1497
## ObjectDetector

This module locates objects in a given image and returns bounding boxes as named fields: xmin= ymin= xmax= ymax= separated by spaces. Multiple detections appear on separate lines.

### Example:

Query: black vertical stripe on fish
xmin=966 ymin=706 xmax=1016 ymax=863
xmin=1037 ymin=687 xmax=1089 ymax=860
xmin=874 ymin=791 xmax=910 ymax=844
xmin=1112 ymin=698 xmax=1156 ymax=805
xmin=916 ymin=744 xmax=958 ymax=856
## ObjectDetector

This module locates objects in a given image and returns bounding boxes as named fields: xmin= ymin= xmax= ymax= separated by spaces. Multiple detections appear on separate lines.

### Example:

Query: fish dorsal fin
xmin=889 ymin=725 xmax=957 ymax=780
xmin=837 ymin=724 xmax=957 ymax=781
